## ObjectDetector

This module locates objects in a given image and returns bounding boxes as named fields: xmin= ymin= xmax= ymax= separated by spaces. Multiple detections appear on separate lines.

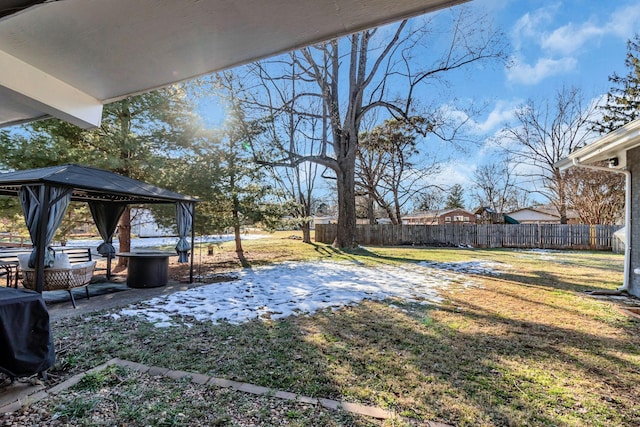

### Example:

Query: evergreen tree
xmin=445 ymin=184 xmax=465 ymax=209
xmin=161 ymin=83 xmax=284 ymax=259
xmin=0 ymin=87 xmax=199 ymax=264
xmin=594 ymin=34 xmax=640 ymax=134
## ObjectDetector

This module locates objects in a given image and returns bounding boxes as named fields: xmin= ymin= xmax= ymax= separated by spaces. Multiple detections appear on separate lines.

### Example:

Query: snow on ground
xmin=417 ymin=260 xmax=510 ymax=276
xmin=65 ymin=234 xmax=267 ymax=253
xmin=119 ymin=260 xmax=484 ymax=327
xmin=514 ymin=249 xmax=560 ymax=261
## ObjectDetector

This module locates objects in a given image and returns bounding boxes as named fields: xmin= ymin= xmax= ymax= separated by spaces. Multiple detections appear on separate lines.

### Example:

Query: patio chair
xmin=18 ymin=253 xmax=96 ymax=308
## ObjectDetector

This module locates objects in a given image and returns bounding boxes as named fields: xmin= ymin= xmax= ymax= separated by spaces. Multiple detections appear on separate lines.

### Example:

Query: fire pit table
xmin=117 ymin=251 xmax=175 ymax=288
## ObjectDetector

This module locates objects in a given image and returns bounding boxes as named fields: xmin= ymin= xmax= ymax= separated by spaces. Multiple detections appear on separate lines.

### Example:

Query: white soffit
xmin=556 ymin=119 xmax=640 ymax=170
xmin=0 ymin=0 xmax=467 ymax=129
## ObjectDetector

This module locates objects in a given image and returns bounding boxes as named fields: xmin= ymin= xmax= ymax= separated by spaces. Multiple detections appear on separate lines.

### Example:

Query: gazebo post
xmin=34 ymin=185 xmax=50 ymax=293
xmin=106 ymin=256 xmax=112 ymax=280
xmin=189 ymin=203 xmax=196 ymax=283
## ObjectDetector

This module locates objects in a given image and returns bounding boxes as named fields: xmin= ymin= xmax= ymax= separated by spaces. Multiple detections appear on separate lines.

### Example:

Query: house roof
xmin=0 ymin=0 xmax=466 ymax=129
xmin=404 ymin=208 xmax=473 ymax=219
xmin=556 ymin=119 xmax=640 ymax=171
xmin=504 ymin=215 xmax=519 ymax=224
xmin=0 ymin=164 xmax=198 ymax=204
xmin=508 ymin=205 xmax=579 ymax=220
xmin=474 ymin=206 xmax=495 ymax=214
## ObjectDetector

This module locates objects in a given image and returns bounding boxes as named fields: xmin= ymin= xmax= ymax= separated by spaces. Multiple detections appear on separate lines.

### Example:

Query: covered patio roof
xmin=0 ymin=0 xmax=467 ymax=129
xmin=0 ymin=164 xmax=198 ymax=204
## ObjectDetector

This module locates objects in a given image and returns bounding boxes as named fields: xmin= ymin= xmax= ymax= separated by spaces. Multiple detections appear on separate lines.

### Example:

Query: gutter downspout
xmin=571 ymin=159 xmax=631 ymax=291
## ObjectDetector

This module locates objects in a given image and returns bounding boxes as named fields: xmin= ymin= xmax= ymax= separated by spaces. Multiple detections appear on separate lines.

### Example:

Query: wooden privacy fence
xmin=315 ymin=224 xmax=623 ymax=251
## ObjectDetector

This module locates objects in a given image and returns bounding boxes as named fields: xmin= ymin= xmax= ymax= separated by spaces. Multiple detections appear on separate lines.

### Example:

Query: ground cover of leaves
xmin=2 ymin=365 xmax=380 ymax=427
xmin=2 ymin=235 xmax=640 ymax=426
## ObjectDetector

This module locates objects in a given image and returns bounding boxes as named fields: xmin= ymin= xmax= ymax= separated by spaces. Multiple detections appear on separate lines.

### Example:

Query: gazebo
xmin=0 ymin=164 xmax=199 ymax=292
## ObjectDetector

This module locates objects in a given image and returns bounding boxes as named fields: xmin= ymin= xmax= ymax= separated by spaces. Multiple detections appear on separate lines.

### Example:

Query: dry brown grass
xmin=6 ymin=235 xmax=640 ymax=426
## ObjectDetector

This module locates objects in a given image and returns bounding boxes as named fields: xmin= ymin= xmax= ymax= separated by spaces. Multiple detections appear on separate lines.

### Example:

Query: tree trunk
xmin=232 ymin=194 xmax=243 ymax=254
xmin=301 ymin=222 xmax=311 ymax=243
xmin=394 ymin=187 xmax=402 ymax=224
xmin=556 ymin=170 xmax=568 ymax=224
xmin=117 ymin=206 xmax=131 ymax=267
xmin=334 ymin=160 xmax=357 ymax=248
xmin=367 ymin=193 xmax=376 ymax=225
xmin=374 ymin=194 xmax=397 ymax=224
xmin=233 ymin=221 xmax=242 ymax=253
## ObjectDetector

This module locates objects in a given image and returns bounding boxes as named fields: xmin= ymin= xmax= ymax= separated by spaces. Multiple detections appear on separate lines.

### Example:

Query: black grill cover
xmin=0 ymin=287 xmax=55 ymax=378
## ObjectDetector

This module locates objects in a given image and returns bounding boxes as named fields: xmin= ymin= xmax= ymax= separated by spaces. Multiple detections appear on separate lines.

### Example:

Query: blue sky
xmin=399 ymin=0 xmax=640 ymax=204
xmin=469 ymin=0 xmax=638 ymax=124
xmin=198 ymin=0 xmax=640 ymax=208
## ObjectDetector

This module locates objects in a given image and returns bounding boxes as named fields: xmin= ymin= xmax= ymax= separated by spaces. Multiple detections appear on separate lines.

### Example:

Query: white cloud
xmin=588 ymin=93 xmax=608 ymax=124
xmin=474 ymin=100 xmax=520 ymax=133
xmin=511 ymin=8 xmax=556 ymax=51
xmin=434 ymin=101 xmax=516 ymax=137
xmin=507 ymin=2 xmax=639 ymax=86
xmin=541 ymin=22 xmax=604 ymax=56
xmin=540 ymin=2 xmax=640 ymax=57
xmin=606 ymin=3 xmax=640 ymax=38
xmin=506 ymin=56 xmax=577 ymax=85
xmin=432 ymin=161 xmax=477 ymax=190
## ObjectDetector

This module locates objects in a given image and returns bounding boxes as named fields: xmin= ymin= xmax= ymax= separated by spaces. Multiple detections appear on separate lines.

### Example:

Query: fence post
xmin=537 ymin=223 xmax=542 ymax=248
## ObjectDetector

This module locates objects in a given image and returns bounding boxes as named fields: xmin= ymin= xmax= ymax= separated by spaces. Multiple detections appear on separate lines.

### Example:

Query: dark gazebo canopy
xmin=0 ymin=164 xmax=198 ymax=204
xmin=0 ymin=164 xmax=199 ymax=291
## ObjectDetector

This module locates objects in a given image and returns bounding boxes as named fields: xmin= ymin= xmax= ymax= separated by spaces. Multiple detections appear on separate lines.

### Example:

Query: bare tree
xmin=417 ymin=189 xmax=446 ymax=211
xmin=233 ymin=7 xmax=508 ymax=247
xmin=500 ymin=86 xmax=596 ymax=223
xmin=564 ymin=166 xmax=625 ymax=225
xmin=471 ymin=155 xmax=528 ymax=212
xmin=356 ymin=118 xmax=441 ymax=224
xmin=355 ymin=133 xmax=388 ymax=224
xmin=213 ymin=64 xmax=326 ymax=244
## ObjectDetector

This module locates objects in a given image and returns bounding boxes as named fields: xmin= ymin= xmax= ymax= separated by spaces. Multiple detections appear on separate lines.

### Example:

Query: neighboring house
xmin=402 ymin=209 xmax=476 ymax=225
xmin=507 ymin=205 xmax=580 ymax=224
xmin=475 ymin=207 xmax=519 ymax=224
xmin=311 ymin=216 xmax=336 ymax=229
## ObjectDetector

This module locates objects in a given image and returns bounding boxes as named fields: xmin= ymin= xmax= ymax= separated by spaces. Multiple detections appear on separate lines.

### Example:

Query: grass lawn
xmin=11 ymin=232 xmax=640 ymax=426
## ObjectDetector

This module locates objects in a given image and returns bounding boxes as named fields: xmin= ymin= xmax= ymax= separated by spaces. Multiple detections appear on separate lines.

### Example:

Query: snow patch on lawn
xmin=120 ymin=260 xmax=481 ymax=327
xmin=417 ymin=260 xmax=510 ymax=275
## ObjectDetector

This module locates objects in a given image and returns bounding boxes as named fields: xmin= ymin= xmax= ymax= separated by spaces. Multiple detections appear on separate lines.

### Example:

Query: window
xmin=453 ymin=215 xmax=464 ymax=222
xmin=445 ymin=217 xmax=451 ymax=222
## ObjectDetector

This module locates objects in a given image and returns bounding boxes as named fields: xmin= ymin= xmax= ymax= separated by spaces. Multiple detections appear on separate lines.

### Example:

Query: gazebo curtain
xmin=175 ymin=202 xmax=194 ymax=263
xmin=19 ymin=185 xmax=72 ymax=268
xmin=89 ymin=201 xmax=126 ymax=258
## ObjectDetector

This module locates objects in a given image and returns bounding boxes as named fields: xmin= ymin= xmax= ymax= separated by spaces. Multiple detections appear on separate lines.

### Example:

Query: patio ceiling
xmin=0 ymin=0 xmax=467 ymax=130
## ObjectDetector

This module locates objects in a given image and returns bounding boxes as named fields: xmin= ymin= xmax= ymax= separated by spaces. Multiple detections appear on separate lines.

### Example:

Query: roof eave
xmin=556 ymin=119 xmax=640 ymax=171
